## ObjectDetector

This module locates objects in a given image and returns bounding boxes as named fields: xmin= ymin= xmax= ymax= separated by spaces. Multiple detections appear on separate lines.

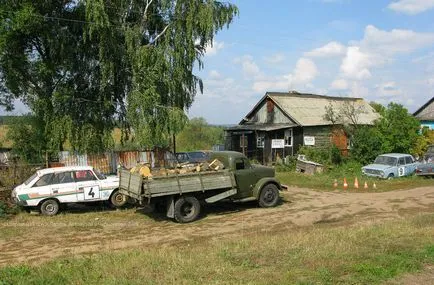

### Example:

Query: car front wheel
xmin=39 ymin=199 xmax=60 ymax=216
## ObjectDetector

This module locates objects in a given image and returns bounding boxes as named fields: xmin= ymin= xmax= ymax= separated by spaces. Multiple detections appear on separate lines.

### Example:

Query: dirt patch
xmin=1 ymin=186 xmax=434 ymax=267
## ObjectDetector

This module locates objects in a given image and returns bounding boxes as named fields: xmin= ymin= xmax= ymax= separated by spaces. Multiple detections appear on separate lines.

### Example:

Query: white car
xmin=11 ymin=166 xmax=126 ymax=215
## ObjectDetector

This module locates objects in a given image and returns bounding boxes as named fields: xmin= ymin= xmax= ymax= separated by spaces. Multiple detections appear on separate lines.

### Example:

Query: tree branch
xmin=148 ymin=24 xmax=170 ymax=45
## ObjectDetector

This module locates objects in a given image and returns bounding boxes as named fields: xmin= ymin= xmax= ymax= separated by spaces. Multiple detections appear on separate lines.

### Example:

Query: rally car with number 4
xmin=11 ymin=166 xmax=126 ymax=215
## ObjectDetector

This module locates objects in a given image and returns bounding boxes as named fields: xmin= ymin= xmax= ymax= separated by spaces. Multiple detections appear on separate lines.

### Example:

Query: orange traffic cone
xmin=373 ymin=182 xmax=377 ymax=190
xmin=364 ymin=181 xmax=368 ymax=189
xmin=333 ymin=179 xmax=338 ymax=188
xmin=354 ymin=177 xmax=359 ymax=189
xmin=343 ymin=178 xmax=348 ymax=190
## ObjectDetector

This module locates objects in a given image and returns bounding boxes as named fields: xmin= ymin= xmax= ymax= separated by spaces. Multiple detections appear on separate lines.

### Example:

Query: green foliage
xmin=411 ymin=129 xmax=434 ymax=158
xmin=298 ymin=145 xmax=343 ymax=166
xmin=0 ymin=201 xmax=6 ymax=218
xmin=85 ymin=0 xmax=238 ymax=147
xmin=175 ymin=117 xmax=224 ymax=151
xmin=6 ymin=116 xmax=45 ymax=163
xmin=0 ymin=1 xmax=238 ymax=153
xmin=350 ymin=103 xmax=420 ymax=164
xmin=376 ymin=103 xmax=420 ymax=154
xmin=350 ymin=125 xmax=384 ymax=165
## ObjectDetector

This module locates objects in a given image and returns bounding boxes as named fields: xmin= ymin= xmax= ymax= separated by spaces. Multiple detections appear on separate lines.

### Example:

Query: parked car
xmin=362 ymin=153 xmax=417 ymax=179
xmin=11 ymin=166 xmax=127 ymax=215
xmin=415 ymin=145 xmax=434 ymax=177
xmin=175 ymin=151 xmax=209 ymax=164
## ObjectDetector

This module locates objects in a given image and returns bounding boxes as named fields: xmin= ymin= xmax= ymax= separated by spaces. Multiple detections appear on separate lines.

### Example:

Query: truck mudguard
xmin=252 ymin=177 xmax=281 ymax=199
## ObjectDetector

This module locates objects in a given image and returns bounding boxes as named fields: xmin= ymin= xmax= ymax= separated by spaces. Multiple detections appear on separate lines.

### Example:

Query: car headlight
xmin=380 ymin=171 xmax=384 ymax=176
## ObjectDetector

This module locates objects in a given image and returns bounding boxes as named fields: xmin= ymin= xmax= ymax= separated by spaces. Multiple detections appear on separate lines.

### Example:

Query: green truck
xmin=119 ymin=151 xmax=282 ymax=223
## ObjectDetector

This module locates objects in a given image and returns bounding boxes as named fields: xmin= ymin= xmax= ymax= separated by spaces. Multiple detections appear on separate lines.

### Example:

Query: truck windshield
xmin=374 ymin=156 xmax=397 ymax=166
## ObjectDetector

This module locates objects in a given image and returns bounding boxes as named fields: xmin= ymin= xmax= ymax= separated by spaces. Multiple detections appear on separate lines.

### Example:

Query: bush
xmin=0 ymin=201 xmax=8 ymax=218
xmin=298 ymin=145 xmax=343 ymax=166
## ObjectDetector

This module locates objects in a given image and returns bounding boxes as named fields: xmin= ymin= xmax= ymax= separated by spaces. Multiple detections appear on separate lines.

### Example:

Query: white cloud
xmin=234 ymin=55 xmax=261 ymax=77
xmin=338 ymin=25 xmax=434 ymax=80
xmin=291 ymin=58 xmax=319 ymax=85
xmin=361 ymin=25 xmax=434 ymax=54
xmin=252 ymin=58 xmax=318 ymax=93
xmin=330 ymin=79 xmax=348 ymax=90
xmin=388 ymin=0 xmax=434 ymax=15
xmin=305 ymin=42 xmax=347 ymax=58
xmin=263 ymin=53 xmax=286 ymax=64
xmin=340 ymin=46 xmax=373 ymax=80
xmin=375 ymin=81 xmax=402 ymax=97
xmin=205 ymin=41 xmax=225 ymax=56
xmin=208 ymin=70 xmax=221 ymax=79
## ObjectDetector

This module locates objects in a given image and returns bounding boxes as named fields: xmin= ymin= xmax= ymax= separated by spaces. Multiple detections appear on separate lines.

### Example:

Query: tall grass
xmin=1 ymin=214 xmax=434 ymax=284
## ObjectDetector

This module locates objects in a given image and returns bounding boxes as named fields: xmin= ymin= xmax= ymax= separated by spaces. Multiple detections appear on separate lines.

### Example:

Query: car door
xmin=397 ymin=157 xmax=406 ymax=177
xmin=74 ymin=170 xmax=100 ymax=201
xmin=405 ymin=156 xmax=416 ymax=175
xmin=233 ymin=157 xmax=256 ymax=198
xmin=30 ymin=173 xmax=54 ymax=202
xmin=50 ymin=171 xmax=77 ymax=203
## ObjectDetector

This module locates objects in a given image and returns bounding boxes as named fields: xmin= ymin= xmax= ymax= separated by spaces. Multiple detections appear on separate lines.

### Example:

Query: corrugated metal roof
xmin=265 ymin=92 xmax=379 ymax=126
xmin=225 ymin=123 xmax=296 ymax=131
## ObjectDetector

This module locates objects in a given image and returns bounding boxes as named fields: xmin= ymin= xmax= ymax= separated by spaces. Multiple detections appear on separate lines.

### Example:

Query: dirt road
xmin=1 ymin=186 xmax=434 ymax=267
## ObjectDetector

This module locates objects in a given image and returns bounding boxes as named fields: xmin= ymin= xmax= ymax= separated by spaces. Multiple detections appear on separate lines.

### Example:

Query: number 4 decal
xmin=88 ymin=188 xmax=95 ymax=198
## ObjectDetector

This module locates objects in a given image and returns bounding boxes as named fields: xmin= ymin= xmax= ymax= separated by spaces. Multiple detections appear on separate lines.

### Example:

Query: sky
xmin=2 ymin=0 xmax=434 ymax=125
xmin=188 ymin=0 xmax=434 ymax=124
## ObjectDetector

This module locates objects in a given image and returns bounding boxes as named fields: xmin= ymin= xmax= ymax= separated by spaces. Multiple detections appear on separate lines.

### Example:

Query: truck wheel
xmin=174 ymin=196 xmax=201 ymax=223
xmin=387 ymin=173 xmax=394 ymax=180
xmin=110 ymin=190 xmax=127 ymax=208
xmin=39 ymin=199 xmax=60 ymax=216
xmin=259 ymin=184 xmax=279 ymax=208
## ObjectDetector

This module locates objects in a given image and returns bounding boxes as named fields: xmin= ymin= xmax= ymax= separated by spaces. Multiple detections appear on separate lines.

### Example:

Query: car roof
xmin=37 ymin=166 xmax=93 ymax=176
xmin=378 ymin=153 xmax=412 ymax=158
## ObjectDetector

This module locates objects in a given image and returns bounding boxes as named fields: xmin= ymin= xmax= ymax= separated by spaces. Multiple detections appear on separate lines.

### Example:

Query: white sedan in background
xmin=11 ymin=166 xmax=126 ymax=215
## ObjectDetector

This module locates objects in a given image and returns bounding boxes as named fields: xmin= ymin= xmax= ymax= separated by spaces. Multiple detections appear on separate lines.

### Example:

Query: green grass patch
xmin=1 ymin=214 xmax=434 ymax=284
xmin=277 ymin=162 xmax=434 ymax=191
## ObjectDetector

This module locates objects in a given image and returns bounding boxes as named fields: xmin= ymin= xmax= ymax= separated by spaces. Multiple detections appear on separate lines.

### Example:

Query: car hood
xmin=104 ymin=175 xmax=120 ymax=183
xmin=362 ymin=164 xmax=393 ymax=171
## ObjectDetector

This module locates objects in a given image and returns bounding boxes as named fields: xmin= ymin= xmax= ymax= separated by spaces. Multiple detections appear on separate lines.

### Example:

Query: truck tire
xmin=39 ymin=199 xmax=60 ymax=216
xmin=110 ymin=190 xmax=127 ymax=208
xmin=258 ymin=184 xmax=279 ymax=208
xmin=174 ymin=196 xmax=201 ymax=223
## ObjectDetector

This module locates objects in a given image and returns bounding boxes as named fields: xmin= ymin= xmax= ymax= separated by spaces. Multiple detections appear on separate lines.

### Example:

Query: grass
xmin=1 ymin=214 xmax=434 ymax=284
xmin=276 ymin=162 xmax=434 ymax=191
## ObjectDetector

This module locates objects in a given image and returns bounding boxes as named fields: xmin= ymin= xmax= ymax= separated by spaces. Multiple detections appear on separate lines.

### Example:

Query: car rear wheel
xmin=110 ymin=190 xmax=127 ymax=208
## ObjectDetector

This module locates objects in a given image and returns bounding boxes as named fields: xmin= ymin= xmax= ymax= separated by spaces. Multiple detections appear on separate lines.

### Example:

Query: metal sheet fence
xmin=58 ymin=150 xmax=175 ymax=174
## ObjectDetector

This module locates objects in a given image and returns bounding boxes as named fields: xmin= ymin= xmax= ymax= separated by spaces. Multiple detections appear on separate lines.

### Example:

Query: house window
xmin=240 ymin=135 xmax=248 ymax=148
xmin=257 ymin=135 xmax=265 ymax=148
xmin=284 ymin=129 xmax=293 ymax=146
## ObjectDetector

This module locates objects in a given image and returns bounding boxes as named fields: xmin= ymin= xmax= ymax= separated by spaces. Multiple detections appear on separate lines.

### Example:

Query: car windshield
xmin=93 ymin=169 xmax=106 ymax=180
xmin=24 ymin=173 xmax=38 ymax=185
xmin=374 ymin=156 xmax=397 ymax=166
xmin=188 ymin=152 xmax=207 ymax=159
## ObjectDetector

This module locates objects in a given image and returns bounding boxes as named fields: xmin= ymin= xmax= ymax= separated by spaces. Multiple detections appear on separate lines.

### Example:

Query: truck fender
xmin=252 ymin=178 xmax=281 ymax=199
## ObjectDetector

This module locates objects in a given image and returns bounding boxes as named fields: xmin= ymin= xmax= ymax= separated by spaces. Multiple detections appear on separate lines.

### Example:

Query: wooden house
xmin=225 ymin=91 xmax=379 ymax=164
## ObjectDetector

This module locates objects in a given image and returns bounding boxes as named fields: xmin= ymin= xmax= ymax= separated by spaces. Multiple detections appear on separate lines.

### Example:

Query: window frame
xmin=73 ymin=170 xmax=97 ymax=182
xmin=284 ymin=129 xmax=293 ymax=147
xmin=256 ymin=135 xmax=265 ymax=148
xmin=240 ymin=135 xmax=248 ymax=148
xmin=32 ymin=173 xmax=54 ymax=188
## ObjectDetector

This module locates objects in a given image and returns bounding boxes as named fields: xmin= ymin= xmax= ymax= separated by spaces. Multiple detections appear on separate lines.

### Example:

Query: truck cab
xmin=209 ymin=151 xmax=278 ymax=202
